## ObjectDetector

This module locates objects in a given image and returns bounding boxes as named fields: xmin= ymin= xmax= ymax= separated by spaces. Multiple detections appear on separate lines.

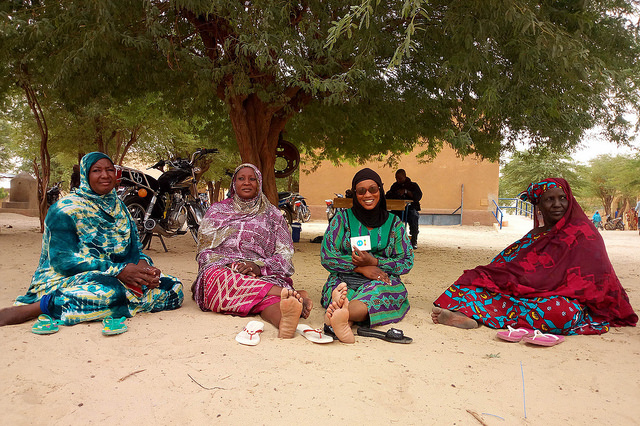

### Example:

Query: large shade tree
xmin=2 ymin=1 xmax=640 ymax=204
xmin=143 ymin=0 xmax=640 ymax=201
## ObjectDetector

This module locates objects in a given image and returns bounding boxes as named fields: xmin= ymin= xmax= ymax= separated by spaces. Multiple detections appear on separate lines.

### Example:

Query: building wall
xmin=299 ymin=145 xmax=499 ymax=226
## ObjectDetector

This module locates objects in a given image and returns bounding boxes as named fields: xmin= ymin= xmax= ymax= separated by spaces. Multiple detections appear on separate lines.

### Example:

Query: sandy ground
xmin=0 ymin=212 xmax=638 ymax=425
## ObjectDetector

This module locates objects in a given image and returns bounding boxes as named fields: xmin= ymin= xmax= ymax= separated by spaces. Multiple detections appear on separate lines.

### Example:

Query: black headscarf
xmin=350 ymin=168 xmax=389 ymax=228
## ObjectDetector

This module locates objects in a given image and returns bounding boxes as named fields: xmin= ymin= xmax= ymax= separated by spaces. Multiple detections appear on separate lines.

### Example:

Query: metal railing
xmin=498 ymin=198 xmax=534 ymax=218
xmin=491 ymin=198 xmax=534 ymax=229
xmin=492 ymin=199 xmax=505 ymax=229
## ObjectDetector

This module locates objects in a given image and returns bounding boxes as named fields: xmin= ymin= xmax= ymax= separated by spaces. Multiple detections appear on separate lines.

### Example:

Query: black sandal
xmin=323 ymin=324 xmax=339 ymax=341
xmin=356 ymin=327 xmax=413 ymax=344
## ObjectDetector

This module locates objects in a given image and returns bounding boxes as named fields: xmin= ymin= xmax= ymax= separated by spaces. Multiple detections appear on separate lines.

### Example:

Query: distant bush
xmin=0 ymin=187 xmax=8 ymax=200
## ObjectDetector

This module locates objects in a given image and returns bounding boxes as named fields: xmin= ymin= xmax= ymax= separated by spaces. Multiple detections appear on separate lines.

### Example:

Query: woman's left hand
xmin=355 ymin=265 xmax=390 ymax=283
xmin=351 ymin=246 xmax=378 ymax=267
xmin=230 ymin=260 xmax=260 ymax=277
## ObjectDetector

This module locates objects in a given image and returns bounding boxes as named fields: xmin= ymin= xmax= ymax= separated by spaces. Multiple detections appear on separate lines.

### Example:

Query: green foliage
xmin=582 ymin=154 xmax=640 ymax=216
xmin=320 ymin=0 xmax=640 ymax=159
xmin=1 ymin=0 xmax=639 ymax=197
xmin=499 ymin=150 xmax=583 ymax=198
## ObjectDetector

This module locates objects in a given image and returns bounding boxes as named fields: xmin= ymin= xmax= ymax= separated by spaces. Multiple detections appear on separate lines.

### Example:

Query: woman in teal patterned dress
xmin=0 ymin=152 xmax=183 ymax=329
xmin=321 ymin=168 xmax=413 ymax=343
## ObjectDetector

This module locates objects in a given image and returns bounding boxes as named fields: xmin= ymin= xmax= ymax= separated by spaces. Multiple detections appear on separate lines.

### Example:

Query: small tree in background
xmin=499 ymin=150 xmax=583 ymax=198
xmin=584 ymin=154 xmax=640 ymax=218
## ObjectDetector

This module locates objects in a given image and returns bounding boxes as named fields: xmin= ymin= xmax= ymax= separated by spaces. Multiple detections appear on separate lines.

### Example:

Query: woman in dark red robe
xmin=432 ymin=178 xmax=637 ymax=335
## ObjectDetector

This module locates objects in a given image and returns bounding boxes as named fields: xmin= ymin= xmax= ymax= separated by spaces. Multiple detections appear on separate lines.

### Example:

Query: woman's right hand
xmin=355 ymin=265 xmax=390 ymax=283
xmin=352 ymin=246 xmax=378 ymax=267
xmin=228 ymin=260 xmax=260 ymax=277
xmin=117 ymin=262 xmax=161 ymax=289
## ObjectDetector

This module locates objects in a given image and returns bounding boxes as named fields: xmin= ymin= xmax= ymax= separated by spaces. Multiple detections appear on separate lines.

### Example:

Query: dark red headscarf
xmin=455 ymin=178 xmax=637 ymax=328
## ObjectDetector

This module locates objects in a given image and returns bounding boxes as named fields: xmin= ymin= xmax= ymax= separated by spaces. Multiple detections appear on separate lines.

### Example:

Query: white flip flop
xmin=296 ymin=324 xmax=334 ymax=344
xmin=235 ymin=320 xmax=264 ymax=346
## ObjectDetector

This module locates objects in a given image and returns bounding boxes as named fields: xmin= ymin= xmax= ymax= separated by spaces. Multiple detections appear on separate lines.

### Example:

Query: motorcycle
xmin=604 ymin=216 xmax=625 ymax=231
xmin=278 ymin=191 xmax=311 ymax=224
xmin=117 ymin=148 xmax=218 ymax=247
xmin=46 ymin=181 xmax=63 ymax=206
xmin=325 ymin=190 xmax=353 ymax=222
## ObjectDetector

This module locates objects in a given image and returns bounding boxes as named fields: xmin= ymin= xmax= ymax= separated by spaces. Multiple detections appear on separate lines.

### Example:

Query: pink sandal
xmin=496 ymin=325 xmax=534 ymax=342
xmin=522 ymin=330 xmax=565 ymax=347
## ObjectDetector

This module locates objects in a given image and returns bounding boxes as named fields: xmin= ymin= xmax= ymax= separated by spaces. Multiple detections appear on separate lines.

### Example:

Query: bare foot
xmin=0 ymin=303 xmax=43 ymax=326
xmin=278 ymin=288 xmax=303 ymax=338
xmin=331 ymin=282 xmax=348 ymax=308
xmin=431 ymin=307 xmax=479 ymax=329
xmin=324 ymin=300 xmax=340 ymax=326
xmin=327 ymin=298 xmax=355 ymax=343
xmin=297 ymin=290 xmax=313 ymax=319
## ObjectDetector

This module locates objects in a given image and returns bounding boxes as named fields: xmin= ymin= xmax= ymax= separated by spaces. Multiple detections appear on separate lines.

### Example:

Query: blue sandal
xmin=102 ymin=317 xmax=128 ymax=336
xmin=32 ymin=314 xmax=63 ymax=335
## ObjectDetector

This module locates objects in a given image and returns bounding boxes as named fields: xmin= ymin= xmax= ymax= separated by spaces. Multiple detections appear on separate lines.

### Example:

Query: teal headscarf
xmin=75 ymin=152 xmax=119 ymax=215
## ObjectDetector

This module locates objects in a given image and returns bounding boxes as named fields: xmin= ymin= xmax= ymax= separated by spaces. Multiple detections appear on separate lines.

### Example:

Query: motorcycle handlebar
xmin=148 ymin=160 xmax=166 ymax=170
xmin=190 ymin=148 xmax=218 ymax=164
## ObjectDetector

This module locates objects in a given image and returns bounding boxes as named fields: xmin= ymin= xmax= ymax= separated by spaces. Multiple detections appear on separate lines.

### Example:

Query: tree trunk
xmin=206 ymin=181 xmax=214 ymax=203
xmin=20 ymin=80 xmax=49 ymax=233
xmin=95 ymin=117 xmax=105 ymax=155
xmin=227 ymin=93 xmax=287 ymax=205
xmin=113 ymin=126 xmax=140 ymax=165
xmin=213 ymin=181 xmax=223 ymax=202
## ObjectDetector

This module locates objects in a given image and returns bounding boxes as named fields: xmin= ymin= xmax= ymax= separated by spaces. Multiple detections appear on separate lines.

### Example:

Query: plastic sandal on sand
xmin=522 ymin=329 xmax=565 ymax=347
xmin=296 ymin=324 xmax=334 ymax=344
xmin=496 ymin=325 xmax=534 ymax=342
xmin=32 ymin=314 xmax=63 ymax=335
xmin=323 ymin=324 xmax=339 ymax=341
xmin=356 ymin=327 xmax=413 ymax=344
xmin=235 ymin=320 xmax=264 ymax=346
xmin=102 ymin=317 xmax=128 ymax=336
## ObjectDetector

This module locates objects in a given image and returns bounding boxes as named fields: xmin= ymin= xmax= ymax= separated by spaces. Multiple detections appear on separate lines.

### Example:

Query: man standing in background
xmin=386 ymin=169 xmax=422 ymax=249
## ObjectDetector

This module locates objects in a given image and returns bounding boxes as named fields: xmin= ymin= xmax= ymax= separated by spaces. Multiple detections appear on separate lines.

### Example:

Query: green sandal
xmin=102 ymin=317 xmax=128 ymax=336
xmin=32 ymin=314 xmax=63 ymax=335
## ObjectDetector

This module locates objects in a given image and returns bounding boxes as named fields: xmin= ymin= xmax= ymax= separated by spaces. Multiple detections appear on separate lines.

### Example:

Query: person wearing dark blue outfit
xmin=385 ymin=169 xmax=422 ymax=249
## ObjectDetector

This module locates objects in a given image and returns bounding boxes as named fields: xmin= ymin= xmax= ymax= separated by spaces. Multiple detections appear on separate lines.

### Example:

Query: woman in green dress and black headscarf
xmin=320 ymin=168 xmax=414 ymax=343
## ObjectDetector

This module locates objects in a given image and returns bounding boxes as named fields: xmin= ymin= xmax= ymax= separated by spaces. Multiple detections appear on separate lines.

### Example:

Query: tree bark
xmin=20 ymin=80 xmax=49 ymax=233
xmin=213 ymin=181 xmax=222 ymax=202
xmin=227 ymin=93 xmax=287 ymax=205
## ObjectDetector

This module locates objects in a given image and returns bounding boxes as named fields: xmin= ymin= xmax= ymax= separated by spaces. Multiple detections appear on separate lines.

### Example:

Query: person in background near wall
xmin=385 ymin=169 xmax=422 ymax=249
xmin=69 ymin=164 xmax=81 ymax=191
xmin=626 ymin=207 xmax=638 ymax=231
xmin=614 ymin=208 xmax=620 ymax=219
xmin=592 ymin=210 xmax=602 ymax=229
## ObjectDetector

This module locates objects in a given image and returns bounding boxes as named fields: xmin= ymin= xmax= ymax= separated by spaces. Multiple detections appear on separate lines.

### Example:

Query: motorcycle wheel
xmin=604 ymin=223 xmax=614 ymax=231
xmin=186 ymin=203 xmax=205 ymax=243
xmin=124 ymin=195 xmax=152 ymax=247
xmin=280 ymin=208 xmax=293 ymax=225
xmin=326 ymin=207 xmax=336 ymax=222
xmin=300 ymin=204 xmax=311 ymax=222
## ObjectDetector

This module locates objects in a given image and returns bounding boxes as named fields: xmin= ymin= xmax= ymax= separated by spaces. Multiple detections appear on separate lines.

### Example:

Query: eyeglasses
xmin=355 ymin=185 xmax=380 ymax=196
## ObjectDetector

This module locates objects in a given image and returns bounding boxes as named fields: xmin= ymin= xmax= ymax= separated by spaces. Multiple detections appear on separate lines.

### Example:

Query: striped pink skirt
xmin=201 ymin=267 xmax=280 ymax=316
